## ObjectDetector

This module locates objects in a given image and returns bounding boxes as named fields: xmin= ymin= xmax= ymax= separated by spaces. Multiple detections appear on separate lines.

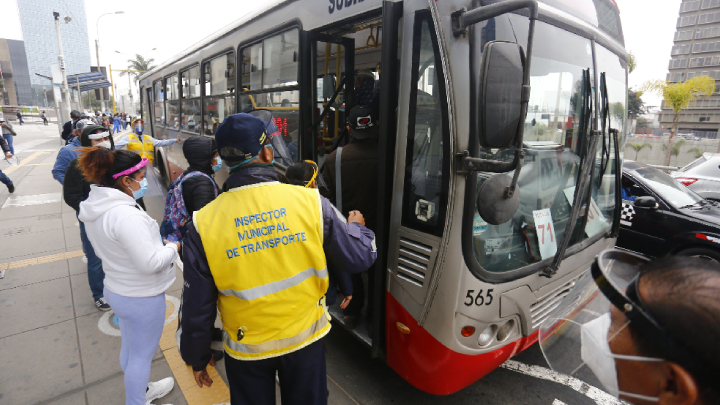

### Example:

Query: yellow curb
xmin=160 ymin=299 xmax=230 ymax=405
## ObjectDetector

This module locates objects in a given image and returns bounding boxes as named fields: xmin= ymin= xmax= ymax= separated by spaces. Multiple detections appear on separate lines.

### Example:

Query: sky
xmin=0 ymin=0 xmax=681 ymax=108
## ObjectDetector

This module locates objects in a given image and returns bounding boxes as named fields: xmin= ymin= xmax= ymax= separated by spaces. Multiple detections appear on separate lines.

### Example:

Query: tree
xmin=687 ymin=147 xmax=704 ymax=159
xmin=642 ymin=75 xmax=715 ymax=166
xmin=662 ymin=140 xmax=687 ymax=165
xmin=629 ymin=143 xmax=652 ymax=160
xmin=628 ymin=51 xmax=637 ymax=74
xmin=119 ymin=54 xmax=156 ymax=83
xmin=627 ymin=89 xmax=647 ymax=120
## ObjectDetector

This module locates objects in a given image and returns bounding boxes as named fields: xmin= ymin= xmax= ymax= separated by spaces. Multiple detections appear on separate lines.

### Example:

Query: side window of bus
xmin=154 ymin=80 xmax=164 ymax=126
xmin=166 ymin=74 xmax=180 ymax=130
xmin=401 ymin=12 xmax=450 ymax=235
xmin=239 ymin=28 xmax=300 ymax=161
xmin=203 ymin=52 xmax=236 ymax=135
xmin=181 ymin=66 xmax=201 ymax=133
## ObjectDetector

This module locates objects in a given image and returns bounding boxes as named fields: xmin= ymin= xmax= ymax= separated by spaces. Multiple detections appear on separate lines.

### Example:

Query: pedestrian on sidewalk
xmin=0 ymin=134 xmax=14 ymax=193
xmin=0 ymin=118 xmax=16 ymax=155
xmin=62 ymin=110 xmax=81 ymax=145
xmin=179 ymin=113 xmax=377 ymax=405
xmin=63 ymin=124 xmax=113 ymax=311
xmin=15 ymin=111 xmax=23 ymax=125
xmin=113 ymin=114 xmax=121 ymax=133
xmin=41 ymin=111 xmax=48 ymax=125
xmin=125 ymin=114 xmax=131 ymax=130
xmin=52 ymin=119 xmax=93 ymax=184
xmin=77 ymin=147 xmax=177 ymax=405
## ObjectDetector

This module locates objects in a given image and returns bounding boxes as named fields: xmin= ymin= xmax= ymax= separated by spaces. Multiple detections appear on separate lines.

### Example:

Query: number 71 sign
xmin=533 ymin=208 xmax=557 ymax=260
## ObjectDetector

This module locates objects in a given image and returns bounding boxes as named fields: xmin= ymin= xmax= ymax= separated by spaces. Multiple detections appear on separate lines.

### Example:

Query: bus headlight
xmin=496 ymin=319 xmax=515 ymax=342
xmin=478 ymin=325 xmax=497 ymax=347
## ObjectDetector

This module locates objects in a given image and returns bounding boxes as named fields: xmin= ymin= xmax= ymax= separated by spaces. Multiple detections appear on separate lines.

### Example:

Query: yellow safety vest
xmin=193 ymin=181 xmax=330 ymax=361
xmin=126 ymin=134 xmax=155 ymax=162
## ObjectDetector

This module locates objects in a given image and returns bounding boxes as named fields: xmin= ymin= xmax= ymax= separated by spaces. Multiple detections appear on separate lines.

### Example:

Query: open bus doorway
xmin=306 ymin=8 xmax=402 ymax=355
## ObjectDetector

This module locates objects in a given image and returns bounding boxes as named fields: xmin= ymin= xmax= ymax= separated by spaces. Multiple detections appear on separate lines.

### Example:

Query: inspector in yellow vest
xmin=126 ymin=134 xmax=155 ymax=162
xmin=193 ymin=181 xmax=330 ymax=361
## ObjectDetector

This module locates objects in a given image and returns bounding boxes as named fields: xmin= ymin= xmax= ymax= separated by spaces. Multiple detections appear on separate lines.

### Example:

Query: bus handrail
xmin=452 ymin=0 xmax=539 ymax=38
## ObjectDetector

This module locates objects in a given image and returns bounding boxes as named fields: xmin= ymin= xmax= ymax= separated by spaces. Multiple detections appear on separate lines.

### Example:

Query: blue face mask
xmin=134 ymin=125 xmax=144 ymax=135
xmin=212 ymin=156 xmax=223 ymax=173
xmin=130 ymin=178 xmax=148 ymax=200
xmin=228 ymin=144 xmax=274 ymax=169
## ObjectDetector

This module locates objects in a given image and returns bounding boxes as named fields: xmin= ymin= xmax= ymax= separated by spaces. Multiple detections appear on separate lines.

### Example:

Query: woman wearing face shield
xmin=540 ymin=250 xmax=720 ymax=404
xmin=76 ymin=147 xmax=179 ymax=405
xmin=63 ymin=125 xmax=115 ymax=311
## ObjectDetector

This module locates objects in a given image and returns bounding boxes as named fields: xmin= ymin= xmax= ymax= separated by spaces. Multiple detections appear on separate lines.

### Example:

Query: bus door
xmin=143 ymin=87 xmax=154 ymax=137
xmin=304 ymin=33 xmax=354 ymax=165
xmin=384 ymin=4 xmax=452 ymax=351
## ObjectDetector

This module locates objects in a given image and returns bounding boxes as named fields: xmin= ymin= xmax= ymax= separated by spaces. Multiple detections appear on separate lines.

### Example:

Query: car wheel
xmin=677 ymin=247 xmax=720 ymax=263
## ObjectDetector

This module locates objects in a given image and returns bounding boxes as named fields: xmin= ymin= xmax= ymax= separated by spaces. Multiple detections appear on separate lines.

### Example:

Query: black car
xmin=618 ymin=161 xmax=720 ymax=261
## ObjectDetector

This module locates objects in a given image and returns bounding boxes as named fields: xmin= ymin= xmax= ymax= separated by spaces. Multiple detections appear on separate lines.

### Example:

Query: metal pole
xmin=95 ymin=39 xmax=105 ymax=112
xmin=109 ymin=64 xmax=117 ymax=114
xmin=128 ymin=72 xmax=134 ymax=114
xmin=74 ymin=75 xmax=83 ymax=111
xmin=53 ymin=10 xmax=71 ymax=123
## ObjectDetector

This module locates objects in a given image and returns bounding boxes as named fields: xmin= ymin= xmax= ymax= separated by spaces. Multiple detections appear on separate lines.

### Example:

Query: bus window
xmin=401 ymin=12 xmax=450 ymax=235
xmin=166 ymin=74 xmax=180 ymax=130
xmin=203 ymin=52 xmax=236 ymax=135
xmin=153 ymin=79 xmax=164 ymax=126
xmin=181 ymin=66 xmax=201 ymax=133
xmin=239 ymin=28 xmax=300 ymax=161
xmin=472 ymin=19 xmax=598 ymax=274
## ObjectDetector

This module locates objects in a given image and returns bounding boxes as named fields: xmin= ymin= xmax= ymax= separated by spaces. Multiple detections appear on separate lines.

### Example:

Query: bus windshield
xmin=471 ymin=19 xmax=624 ymax=274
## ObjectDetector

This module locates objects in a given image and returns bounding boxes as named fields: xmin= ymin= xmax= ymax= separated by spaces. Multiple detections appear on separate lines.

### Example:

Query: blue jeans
xmin=0 ymin=169 xmax=11 ymax=187
xmin=3 ymin=134 xmax=14 ymax=155
xmin=104 ymin=289 xmax=166 ymax=405
xmin=79 ymin=220 xmax=105 ymax=300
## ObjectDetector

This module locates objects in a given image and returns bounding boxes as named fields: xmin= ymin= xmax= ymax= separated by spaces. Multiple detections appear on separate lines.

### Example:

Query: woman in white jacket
xmin=77 ymin=147 xmax=178 ymax=405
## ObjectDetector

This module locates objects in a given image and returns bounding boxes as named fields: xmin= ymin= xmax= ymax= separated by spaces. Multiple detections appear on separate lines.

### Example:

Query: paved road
xmin=0 ymin=123 xmax=619 ymax=405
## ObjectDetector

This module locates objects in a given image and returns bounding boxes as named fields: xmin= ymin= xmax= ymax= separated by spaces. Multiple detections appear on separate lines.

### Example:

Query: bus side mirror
xmin=478 ymin=41 xmax=525 ymax=149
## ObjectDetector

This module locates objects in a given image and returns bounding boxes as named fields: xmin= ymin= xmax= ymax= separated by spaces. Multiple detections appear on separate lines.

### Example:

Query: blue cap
xmin=215 ymin=113 xmax=268 ymax=161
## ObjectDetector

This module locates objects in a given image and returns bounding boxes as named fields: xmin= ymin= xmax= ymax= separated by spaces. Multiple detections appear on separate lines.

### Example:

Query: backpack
xmin=160 ymin=171 xmax=218 ymax=242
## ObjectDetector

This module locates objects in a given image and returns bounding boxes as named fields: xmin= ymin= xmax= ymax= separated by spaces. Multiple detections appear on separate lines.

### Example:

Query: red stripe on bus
xmin=386 ymin=292 xmax=539 ymax=395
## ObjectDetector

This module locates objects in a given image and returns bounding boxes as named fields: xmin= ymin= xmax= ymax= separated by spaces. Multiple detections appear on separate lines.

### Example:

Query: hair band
xmin=112 ymin=158 xmax=149 ymax=179
xmin=88 ymin=131 xmax=110 ymax=140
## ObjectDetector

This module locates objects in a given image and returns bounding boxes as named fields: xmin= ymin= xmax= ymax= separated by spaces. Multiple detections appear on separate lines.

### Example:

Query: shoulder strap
xmin=335 ymin=146 xmax=343 ymax=213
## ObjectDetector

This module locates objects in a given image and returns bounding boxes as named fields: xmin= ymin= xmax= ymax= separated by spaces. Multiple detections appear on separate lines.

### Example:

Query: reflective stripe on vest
xmin=194 ymin=181 xmax=329 ymax=361
xmin=126 ymin=134 xmax=155 ymax=162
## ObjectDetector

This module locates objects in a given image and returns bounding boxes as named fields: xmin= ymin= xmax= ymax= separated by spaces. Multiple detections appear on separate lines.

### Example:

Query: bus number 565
xmin=464 ymin=289 xmax=494 ymax=306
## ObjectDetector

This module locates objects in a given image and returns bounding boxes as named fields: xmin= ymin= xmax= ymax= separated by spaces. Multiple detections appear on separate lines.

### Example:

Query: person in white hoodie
xmin=77 ymin=147 xmax=177 ymax=405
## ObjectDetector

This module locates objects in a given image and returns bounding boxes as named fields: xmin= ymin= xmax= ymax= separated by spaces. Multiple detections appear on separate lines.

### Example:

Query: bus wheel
xmin=677 ymin=247 xmax=720 ymax=263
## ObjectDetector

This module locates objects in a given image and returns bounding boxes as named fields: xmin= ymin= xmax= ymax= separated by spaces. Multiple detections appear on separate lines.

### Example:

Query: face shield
xmin=301 ymin=160 xmax=328 ymax=190
xmin=134 ymin=122 xmax=144 ymax=134
xmin=539 ymin=249 xmax=673 ymax=403
xmin=246 ymin=109 xmax=294 ymax=167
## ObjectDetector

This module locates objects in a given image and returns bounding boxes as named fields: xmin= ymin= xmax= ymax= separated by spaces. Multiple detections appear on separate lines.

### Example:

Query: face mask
xmin=128 ymin=178 xmax=148 ymax=200
xmin=212 ymin=156 xmax=223 ymax=173
xmin=580 ymin=313 xmax=663 ymax=402
xmin=134 ymin=125 xmax=144 ymax=135
xmin=97 ymin=140 xmax=112 ymax=149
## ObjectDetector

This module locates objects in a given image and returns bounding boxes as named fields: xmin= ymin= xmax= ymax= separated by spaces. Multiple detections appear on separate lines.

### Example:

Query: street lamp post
xmin=53 ymin=10 xmax=71 ymax=124
xmin=95 ymin=11 xmax=124 ymax=112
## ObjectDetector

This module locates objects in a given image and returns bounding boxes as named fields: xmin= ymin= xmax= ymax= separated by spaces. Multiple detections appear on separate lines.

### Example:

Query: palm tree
xmin=662 ymin=140 xmax=687 ymax=165
xmin=629 ymin=143 xmax=652 ymax=160
xmin=119 ymin=54 xmax=157 ymax=83
xmin=687 ymin=147 xmax=704 ymax=159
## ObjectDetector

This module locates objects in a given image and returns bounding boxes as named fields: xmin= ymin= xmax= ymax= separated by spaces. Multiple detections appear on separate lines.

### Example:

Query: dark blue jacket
xmin=179 ymin=166 xmax=377 ymax=371
xmin=52 ymin=137 xmax=82 ymax=184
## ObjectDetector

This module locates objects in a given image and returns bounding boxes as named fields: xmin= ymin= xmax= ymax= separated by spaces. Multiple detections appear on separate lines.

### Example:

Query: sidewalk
xmin=0 ymin=124 xmax=230 ymax=405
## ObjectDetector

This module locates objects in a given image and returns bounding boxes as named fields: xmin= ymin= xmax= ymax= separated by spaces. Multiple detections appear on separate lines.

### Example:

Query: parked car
xmin=671 ymin=153 xmax=720 ymax=201
xmin=618 ymin=161 xmax=720 ymax=261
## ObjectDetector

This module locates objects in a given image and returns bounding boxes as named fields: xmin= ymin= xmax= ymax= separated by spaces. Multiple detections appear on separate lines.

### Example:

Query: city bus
xmin=138 ymin=0 xmax=628 ymax=395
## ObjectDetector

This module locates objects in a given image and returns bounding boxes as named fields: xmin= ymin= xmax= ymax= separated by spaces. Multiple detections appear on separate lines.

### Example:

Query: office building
xmin=663 ymin=0 xmax=720 ymax=138
xmin=16 ymin=0 xmax=91 ymax=106
xmin=0 ymin=39 xmax=33 ymax=105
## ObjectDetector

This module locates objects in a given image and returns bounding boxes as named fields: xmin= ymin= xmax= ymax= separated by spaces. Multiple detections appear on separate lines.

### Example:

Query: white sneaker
xmin=146 ymin=377 xmax=174 ymax=403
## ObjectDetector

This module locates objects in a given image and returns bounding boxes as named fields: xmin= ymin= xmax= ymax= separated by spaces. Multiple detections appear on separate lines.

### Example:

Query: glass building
xmin=16 ymin=0 xmax=91 ymax=105
xmin=0 ymin=39 xmax=33 ymax=105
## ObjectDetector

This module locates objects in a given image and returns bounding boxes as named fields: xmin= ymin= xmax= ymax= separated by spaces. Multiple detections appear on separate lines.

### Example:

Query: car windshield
xmin=634 ymin=167 xmax=704 ymax=208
